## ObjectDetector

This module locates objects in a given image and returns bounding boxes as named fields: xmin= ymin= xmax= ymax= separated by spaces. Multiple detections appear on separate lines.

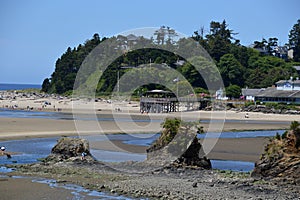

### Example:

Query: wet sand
xmin=0 ymin=109 xmax=291 ymax=163
xmin=0 ymin=109 xmax=298 ymax=199
xmin=0 ymin=110 xmax=294 ymax=140
xmin=203 ymin=137 xmax=270 ymax=162
xmin=0 ymin=177 xmax=75 ymax=200
xmin=90 ymin=137 xmax=269 ymax=162
xmin=0 ymin=91 xmax=298 ymax=139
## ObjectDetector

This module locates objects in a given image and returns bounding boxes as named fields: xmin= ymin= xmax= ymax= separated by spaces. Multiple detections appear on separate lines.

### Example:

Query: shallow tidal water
xmin=0 ymin=128 xmax=285 ymax=199
xmin=0 ymin=130 xmax=285 ymax=171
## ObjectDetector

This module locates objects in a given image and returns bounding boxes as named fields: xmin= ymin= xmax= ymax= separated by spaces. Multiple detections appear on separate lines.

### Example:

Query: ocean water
xmin=0 ymin=83 xmax=41 ymax=91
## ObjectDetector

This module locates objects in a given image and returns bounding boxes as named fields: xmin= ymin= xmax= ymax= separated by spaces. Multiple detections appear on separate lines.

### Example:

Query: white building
xmin=242 ymin=88 xmax=263 ymax=101
xmin=215 ymin=88 xmax=228 ymax=100
xmin=275 ymin=79 xmax=300 ymax=91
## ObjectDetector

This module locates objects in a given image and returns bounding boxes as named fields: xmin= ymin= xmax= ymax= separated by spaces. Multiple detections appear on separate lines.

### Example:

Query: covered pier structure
xmin=140 ymin=90 xmax=210 ymax=113
xmin=140 ymin=90 xmax=178 ymax=113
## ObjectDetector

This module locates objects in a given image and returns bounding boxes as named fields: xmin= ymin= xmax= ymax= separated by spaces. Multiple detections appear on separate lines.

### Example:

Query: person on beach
xmin=0 ymin=146 xmax=11 ymax=158
xmin=81 ymin=152 xmax=87 ymax=160
xmin=1 ymin=146 xmax=5 ymax=151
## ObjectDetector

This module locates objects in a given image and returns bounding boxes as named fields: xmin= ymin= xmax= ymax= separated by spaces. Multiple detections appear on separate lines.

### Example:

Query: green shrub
xmin=281 ymin=131 xmax=288 ymax=139
xmin=194 ymin=87 xmax=209 ymax=94
xmin=265 ymin=102 xmax=297 ymax=110
xmin=244 ymin=101 xmax=255 ymax=107
xmin=63 ymin=90 xmax=73 ymax=96
xmin=275 ymin=132 xmax=281 ymax=140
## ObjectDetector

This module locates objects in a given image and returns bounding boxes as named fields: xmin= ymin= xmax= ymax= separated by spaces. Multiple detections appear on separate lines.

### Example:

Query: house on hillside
xmin=288 ymin=49 xmax=294 ymax=59
xmin=275 ymin=79 xmax=300 ymax=90
xmin=241 ymin=88 xmax=264 ymax=101
xmin=273 ymin=46 xmax=288 ymax=60
xmin=293 ymin=66 xmax=300 ymax=76
xmin=255 ymin=88 xmax=300 ymax=104
xmin=215 ymin=88 xmax=228 ymax=100
xmin=253 ymin=78 xmax=300 ymax=104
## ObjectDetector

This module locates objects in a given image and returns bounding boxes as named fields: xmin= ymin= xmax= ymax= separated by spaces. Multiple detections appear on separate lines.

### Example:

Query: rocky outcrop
xmin=44 ymin=137 xmax=94 ymax=162
xmin=241 ymin=105 xmax=300 ymax=114
xmin=146 ymin=122 xmax=211 ymax=169
xmin=171 ymin=136 xmax=211 ymax=169
xmin=252 ymin=129 xmax=300 ymax=184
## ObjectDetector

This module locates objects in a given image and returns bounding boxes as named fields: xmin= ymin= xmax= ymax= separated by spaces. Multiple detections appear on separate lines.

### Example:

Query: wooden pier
xmin=140 ymin=90 xmax=211 ymax=113
xmin=140 ymin=90 xmax=178 ymax=113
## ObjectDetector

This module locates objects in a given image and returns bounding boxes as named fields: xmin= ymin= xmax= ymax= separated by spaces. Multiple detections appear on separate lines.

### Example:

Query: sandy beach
xmin=0 ymin=94 xmax=297 ymax=162
xmin=1 ymin=92 xmax=300 ymax=199
xmin=0 ymin=108 xmax=296 ymax=140
xmin=0 ymin=177 xmax=76 ymax=200
xmin=0 ymin=107 xmax=291 ymax=163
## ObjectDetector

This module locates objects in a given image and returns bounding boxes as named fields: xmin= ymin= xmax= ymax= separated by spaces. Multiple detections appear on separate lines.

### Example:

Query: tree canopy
xmin=289 ymin=19 xmax=300 ymax=62
xmin=41 ymin=21 xmax=300 ymax=96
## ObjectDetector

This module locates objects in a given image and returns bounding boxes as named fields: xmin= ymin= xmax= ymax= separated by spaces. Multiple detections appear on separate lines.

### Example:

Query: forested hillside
xmin=42 ymin=20 xmax=300 ymax=96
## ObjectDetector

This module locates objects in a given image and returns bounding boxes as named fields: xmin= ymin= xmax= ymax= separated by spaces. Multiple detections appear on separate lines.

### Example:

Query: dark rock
xmin=44 ymin=137 xmax=94 ymax=162
xmin=51 ymin=137 xmax=90 ymax=157
xmin=56 ymin=179 xmax=67 ymax=183
xmin=146 ymin=121 xmax=211 ymax=169
xmin=242 ymin=105 xmax=300 ymax=115
xmin=192 ymin=182 xmax=197 ymax=187
xmin=100 ymin=185 xmax=105 ymax=189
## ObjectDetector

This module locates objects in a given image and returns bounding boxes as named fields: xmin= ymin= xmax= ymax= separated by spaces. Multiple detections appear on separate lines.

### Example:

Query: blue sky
xmin=0 ymin=0 xmax=299 ymax=84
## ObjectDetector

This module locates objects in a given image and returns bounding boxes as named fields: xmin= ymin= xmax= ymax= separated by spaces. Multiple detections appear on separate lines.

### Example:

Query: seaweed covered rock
xmin=252 ymin=122 xmax=300 ymax=184
xmin=146 ymin=118 xmax=211 ymax=169
xmin=45 ymin=137 xmax=94 ymax=162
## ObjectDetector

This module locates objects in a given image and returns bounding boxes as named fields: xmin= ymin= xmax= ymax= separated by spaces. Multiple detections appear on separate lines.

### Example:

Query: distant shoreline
xmin=0 ymin=83 xmax=41 ymax=91
xmin=0 ymin=89 xmax=299 ymax=141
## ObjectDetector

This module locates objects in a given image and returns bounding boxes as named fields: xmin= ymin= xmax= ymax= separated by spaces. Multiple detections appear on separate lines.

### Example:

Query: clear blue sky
xmin=0 ymin=0 xmax=299 ymax=84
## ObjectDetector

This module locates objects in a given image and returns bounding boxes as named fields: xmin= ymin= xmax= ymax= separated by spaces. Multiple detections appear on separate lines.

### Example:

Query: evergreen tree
xmin=288 ymin=19 xmax=300 ymax=62
xmin=225 ymin=85 xmax=241 ymax=99
xmin=41 ymin=78 xmax=50 ymax=92
xmin=218 ymin=54 xmax=245 ymax=87
xmin=41 ymin=22 xmax=298 ymax=95
xmin=206 ymin=20 xmax=237 ymax=61
xmin=48 ymin=34 xmax=102 ymax=94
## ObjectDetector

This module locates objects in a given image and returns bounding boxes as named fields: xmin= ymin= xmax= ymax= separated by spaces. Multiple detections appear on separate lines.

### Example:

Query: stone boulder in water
xmin=146 ymin=118 xmax=211 ymax=169
xmin=45 ymin=137 xmax=93 ymax=162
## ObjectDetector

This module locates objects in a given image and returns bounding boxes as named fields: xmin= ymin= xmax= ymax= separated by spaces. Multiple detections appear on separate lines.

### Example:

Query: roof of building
xmin=174 ymin=60 xmax=185 ymax=66
xmin=276 ymin=80 xmax=293 ymax=84
xmin=294 ymin=80 xmax=300 ymax=84
xmin=146 ymin=90 xmax=172 ymax=94
xmin=276 ymin=79 xmax=300 ymax=85
xmin=293 ymin=66 xmax=300 ymax=71
xmin=126 ymin=34 xmax=139 ymax=41
xmin=255 ymin=87 xmax=300 ymax=98
xmin=241 ymin=88 xmax=264 ymax=96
